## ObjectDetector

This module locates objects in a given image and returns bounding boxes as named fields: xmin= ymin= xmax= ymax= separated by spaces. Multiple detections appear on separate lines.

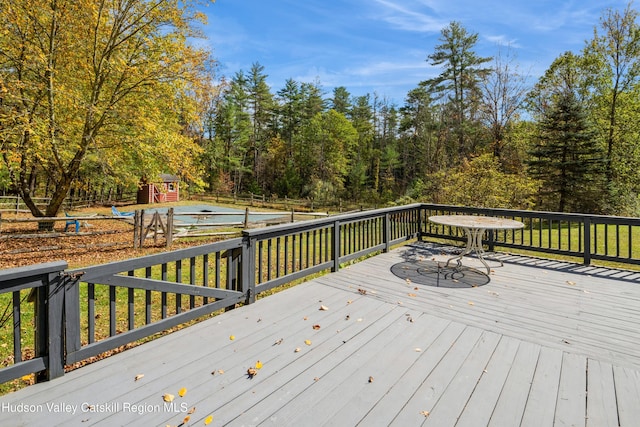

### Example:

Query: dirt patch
xmin=0 ymin=207 xmax=224 ymax=269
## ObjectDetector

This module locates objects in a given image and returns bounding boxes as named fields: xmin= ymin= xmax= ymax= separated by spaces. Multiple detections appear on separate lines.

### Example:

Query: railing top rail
xmin=243 ymin=203 xmax=422 ymax=239
xmin=0 ymin=261 xmax=68 ymax=292
xmin=0 ymin=261 xmax=68 ymax=283
xmin=69 ymin=237 xmax=243 ymax=279
xmin=421 ymin=203 xmax=640 ymax=223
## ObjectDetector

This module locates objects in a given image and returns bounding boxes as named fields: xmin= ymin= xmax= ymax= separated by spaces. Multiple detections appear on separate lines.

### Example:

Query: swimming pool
xmin=145 ymin=204 xmax=286 ymax=227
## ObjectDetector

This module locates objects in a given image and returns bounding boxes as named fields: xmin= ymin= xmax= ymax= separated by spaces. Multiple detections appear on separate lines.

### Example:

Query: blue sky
xmin=200 ymin=0 xmax=632 ymax=105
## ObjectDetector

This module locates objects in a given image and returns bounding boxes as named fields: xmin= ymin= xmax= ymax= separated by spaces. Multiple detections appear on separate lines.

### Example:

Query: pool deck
xmin=1 ymin=242 xmax=640 ymax=426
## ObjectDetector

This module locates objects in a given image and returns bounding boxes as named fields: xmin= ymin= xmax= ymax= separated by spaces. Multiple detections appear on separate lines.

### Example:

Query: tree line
xmin=2 ymin=0 xmax=640 ymax=219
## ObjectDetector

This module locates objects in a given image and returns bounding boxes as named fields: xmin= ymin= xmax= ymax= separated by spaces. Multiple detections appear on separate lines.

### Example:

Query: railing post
xmin=417 ymin=207 xmax=423 ymax=241
xmin=383 ymin=213 xmax=391 ymax=253
xmin=242 ymin=235 xmax=256 ymax=304
xmin=332 ymin=220 xmax=341 ymax=272
xmin=34 ymin=269 xmax=67 ymax=382
xmin=584 ymin=217 xmax=591 ymax=265
xmin=488 ymin=229 xmax=495 ymax=252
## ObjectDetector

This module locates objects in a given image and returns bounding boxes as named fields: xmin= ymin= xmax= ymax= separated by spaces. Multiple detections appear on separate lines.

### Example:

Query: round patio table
xmin=428 ymin=215 xmax=524 ymax=274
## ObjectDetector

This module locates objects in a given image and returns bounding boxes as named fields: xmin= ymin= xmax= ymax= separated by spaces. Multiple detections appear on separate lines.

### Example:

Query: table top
xmin=428 ymin=215 xmax=524 ymax=230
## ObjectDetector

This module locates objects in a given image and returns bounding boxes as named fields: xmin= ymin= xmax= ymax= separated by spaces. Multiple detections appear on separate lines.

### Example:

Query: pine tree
xmin=425 ymin=21 xmax=492 ymax=160
xmin=528 ymin=90 xmax=604 ymax=213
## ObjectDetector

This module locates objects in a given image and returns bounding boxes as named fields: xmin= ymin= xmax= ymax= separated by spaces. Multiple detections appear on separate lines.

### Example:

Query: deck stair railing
xmin=2 ymin=203 xmax=640 ymax=386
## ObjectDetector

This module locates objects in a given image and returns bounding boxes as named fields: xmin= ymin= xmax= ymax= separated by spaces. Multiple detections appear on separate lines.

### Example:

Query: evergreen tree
xmin=528 ymin=90 xmax=604 ymax=213
xmin=424 ymin=21 xmax=492 ymax=160
xmin=246 ymin=62 xmax=276 ymax=192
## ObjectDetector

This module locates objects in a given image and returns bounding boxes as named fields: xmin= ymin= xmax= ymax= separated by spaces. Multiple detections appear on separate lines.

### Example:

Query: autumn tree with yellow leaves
xmin=0 ymin=0 xmax=214 ymax=222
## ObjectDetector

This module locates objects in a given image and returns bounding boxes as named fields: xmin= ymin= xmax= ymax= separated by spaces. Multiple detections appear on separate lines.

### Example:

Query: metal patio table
xmin=428 ymin=215 xmax=524 ymax=274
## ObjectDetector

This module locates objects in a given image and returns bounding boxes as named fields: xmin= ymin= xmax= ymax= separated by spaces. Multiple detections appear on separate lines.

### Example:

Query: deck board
xmin=2 ymin=242 xmax=640 ymax=426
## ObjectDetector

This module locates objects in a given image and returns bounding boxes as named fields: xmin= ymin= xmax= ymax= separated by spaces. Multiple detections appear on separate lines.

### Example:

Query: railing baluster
xmin=175 ymin=260 xmax=182 ymax=314
xmin=161 ymin=264 xmax=168 ymax=319
xmin=12 ymin=291 xmax=21 ymax=363
xmin=128 ymin=271 xmax=135 ymax=331
xmin=88 ymin=283 xmax=96 ymax=343
xmin=109 ymin=286 xmax=116 ymax=337
xmin=190 ymin=257 xmax=196 ymax=309
xmin=146 ymin=267 xmax=152 ymax=324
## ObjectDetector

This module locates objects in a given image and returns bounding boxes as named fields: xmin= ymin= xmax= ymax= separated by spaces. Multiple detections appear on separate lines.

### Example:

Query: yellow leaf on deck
xmin=204 ymin=415 xmax=214 ymax=425
xmin=163 ymin=393 xmax=175 ymax=402
xmin=134 ymin=374 xmax=144 ymax=381
xmin=182 ymin=415 xmax=190 ymax=424
xmin=178 ymin=387 xmax=187 ymax=397
xmin=255 ymin=360 xmax=263 ymax=369
xmin=312 ymin=324 xmax=321 ymax=330
xmin=229 ymin=335 xmax=235 ymax=340
xmin=305 ymin=339 xmax=312 ymax=345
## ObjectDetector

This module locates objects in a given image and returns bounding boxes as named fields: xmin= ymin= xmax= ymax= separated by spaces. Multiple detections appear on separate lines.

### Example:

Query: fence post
xmin=583 ymin=217 xmax=591 ymax=265
xmin=166 ymin=208 xmax=174 ymax=247
xmin=139 ymin=209 xmax=145 ymax=248
xmin=133 ymin=210 xmax=140 ymax=249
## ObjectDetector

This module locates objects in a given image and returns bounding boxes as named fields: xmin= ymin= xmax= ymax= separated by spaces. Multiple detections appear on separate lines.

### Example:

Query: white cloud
xmin=370 ymin=0 xmax=447 ymax=32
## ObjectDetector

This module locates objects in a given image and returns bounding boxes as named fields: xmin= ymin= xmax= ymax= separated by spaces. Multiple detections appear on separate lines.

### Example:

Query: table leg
xmin=445 ymin=227 xmax=493 ymax=274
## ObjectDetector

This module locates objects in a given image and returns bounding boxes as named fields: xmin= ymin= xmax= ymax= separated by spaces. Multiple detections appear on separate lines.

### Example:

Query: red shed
xmin=137 ymin=174 xmax=180 ymax=204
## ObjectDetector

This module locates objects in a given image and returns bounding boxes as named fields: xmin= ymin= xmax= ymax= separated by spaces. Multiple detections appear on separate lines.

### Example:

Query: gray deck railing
xmin=2 ymin=203 xmax=640 ymax=386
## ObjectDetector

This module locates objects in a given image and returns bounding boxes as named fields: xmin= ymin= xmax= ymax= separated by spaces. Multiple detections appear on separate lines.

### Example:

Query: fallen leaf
xmin=314 ymin=377 xmax=320 ymax=381
xmin=356 ymin=318 xmax=363 ymax=322
xmin=294 ymin=347 xmax=301 ymax=352
xmin=134 ymin=374 xmax=144 ymax=381
xmin=178 ymin=387 xmax=187 ymax=397
xmin=420 ymin=410 xmax=430 ymax=417
xmin=305 ymin=339 xmax=312 ymax=345
xmin=319 ymin=305 xmax=329 ymax=311
xmin=415 ymin=348 xmax=422 ymax=352
xmin=468 ymin=301 xmax=474 ymax=306
xmin=346 ymin=300 xmax=353 ymax=304
xmin=217 ymin=369 xmax=225 ymax=375
xmin=274 ymin=338 xmax=284 ymax=345
xmin=255 ymin=360 xmax=263 ymax=369
xmin=345 ymin=315 xmax=350 ymax=320
xmin=566 ymin=281 xmax=576 ymax=286
xmin=163 ymin=393 xmax=175 ymax=402
xmin=358 ymin=288 xmax=367 ymax=295
xmin=188 ymin=407 xmax=196 ymax=414
xmin=247 ymin=367 xmax=258 ymax=379
xmin=408 ymin=293 xmax=417 ymax=297
xmin=312 ymin=324 xmax=321 ymax=330
xmin=229 ymin=335 xmax=235 ymax=340
xmin=303 ymin=316 xmax=308 ymax=320
xmin=204 ymin=415 xmax=213 ymax=425
xmin=368 ymin=376 xmax=374 ymax=383
xmin=183 ymin=415 xmax=190 ymax=424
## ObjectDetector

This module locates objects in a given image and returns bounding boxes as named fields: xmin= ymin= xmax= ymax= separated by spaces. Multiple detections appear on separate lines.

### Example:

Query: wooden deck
xmin=2 ymin=242 xmax=640 ymax=426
